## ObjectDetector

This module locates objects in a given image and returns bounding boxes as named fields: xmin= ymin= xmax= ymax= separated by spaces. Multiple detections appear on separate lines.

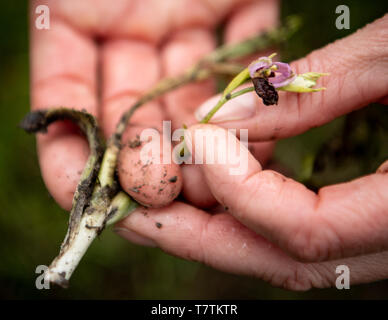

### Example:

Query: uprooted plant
xmin=20 ymin=16 xmax=327 ymax=288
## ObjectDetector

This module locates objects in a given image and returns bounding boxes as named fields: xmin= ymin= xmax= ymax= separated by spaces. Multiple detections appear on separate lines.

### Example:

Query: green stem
xmin=230 ymin=86 xmax=255 ymax=98
xmin=200 ymin=86 xmax=255 ymax=124
xmin=204 ymin=15 xmax=301 ymax=63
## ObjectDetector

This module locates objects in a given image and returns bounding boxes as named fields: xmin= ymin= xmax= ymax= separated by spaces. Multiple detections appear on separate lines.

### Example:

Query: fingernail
xmin=114 ymin=227 xmax=157 ymax=248
xmin=195 ymin=92 xmax=256 ymax=123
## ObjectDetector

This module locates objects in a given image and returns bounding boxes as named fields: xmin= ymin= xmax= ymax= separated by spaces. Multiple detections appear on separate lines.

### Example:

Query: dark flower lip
xmin=252 ymin=77 xmax=279 ymax=106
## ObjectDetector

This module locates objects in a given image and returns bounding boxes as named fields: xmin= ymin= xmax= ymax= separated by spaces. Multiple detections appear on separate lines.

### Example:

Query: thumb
xmin=185 ymin=124 xmax=388 ymax=263
xmin=195 ymin=14 xmax=388 ymax=141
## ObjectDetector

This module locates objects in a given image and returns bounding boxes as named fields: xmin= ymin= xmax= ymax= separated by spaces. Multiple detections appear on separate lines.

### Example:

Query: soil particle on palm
xmin=130 ymin=187 xmax=140 ymax=193
xmin=168 ymin=176 xmax=178 ymax=183
xmin=140 ymin=209 xmax=148 ymax=217
xmin=128 ymin=135 xmax=141 ymax=148
xmin=129 ymin=183 xmax=146 ymax=194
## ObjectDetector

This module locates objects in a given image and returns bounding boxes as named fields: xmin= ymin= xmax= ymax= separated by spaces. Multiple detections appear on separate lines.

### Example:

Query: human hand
xmin=31 ymin=0 xmax=278 ymax=209
xmin=115 ymin=14 xmax=388 ymax=290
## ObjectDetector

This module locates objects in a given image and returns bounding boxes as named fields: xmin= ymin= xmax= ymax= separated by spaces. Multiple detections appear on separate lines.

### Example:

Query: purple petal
xmin=274 ymin=62 xmax=292 ymax=77
xmin=270 ymin=62 xmax=295 ymax=88
xmin=248 ymin=57 xmax=272 ymax=78
xmin=271 ymin=74 xmax=296 ymax=88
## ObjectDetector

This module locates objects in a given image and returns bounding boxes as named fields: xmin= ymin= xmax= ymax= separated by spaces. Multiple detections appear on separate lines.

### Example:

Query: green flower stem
xmin=204 ymin=15 xmax=301 ymax=62
xmin=175 ymin=86 xmax=255 ymax=157
xmin=229 ymin=86 xmax=255 ymax=98
xmin=200 ymin=86 xmax=255 ymax=124
xmin=222 ymin=68 xmax=250 ymax=96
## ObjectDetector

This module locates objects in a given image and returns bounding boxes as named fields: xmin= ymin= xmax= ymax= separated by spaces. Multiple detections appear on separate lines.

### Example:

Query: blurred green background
xmin=1 ymin=1 xmax=387 ymax=299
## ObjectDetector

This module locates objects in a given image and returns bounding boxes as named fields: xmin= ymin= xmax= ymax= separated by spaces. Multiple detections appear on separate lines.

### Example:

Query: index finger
xmin=196 ymin=14 xmax=388 ymax=141
xmin=31 ymin=5 xmax=98 ymax=210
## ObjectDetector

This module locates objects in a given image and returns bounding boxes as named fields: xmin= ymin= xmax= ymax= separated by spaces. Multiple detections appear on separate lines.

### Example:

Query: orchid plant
xmin=20 ymin=16 xmax=327 ymax=288
xmin=199 ymin=53 xmax=328 ymax=124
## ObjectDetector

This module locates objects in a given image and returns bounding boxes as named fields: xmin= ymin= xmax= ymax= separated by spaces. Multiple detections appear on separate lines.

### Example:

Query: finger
xmin=54 ymin=0 xmax=246 ymax=44
xmin=101 ymin=40 xmax=185 ymax=207
xmin=118 ymin=125 xmax=183 ymax=208
xmin=110 ymin=0 xmax=217 ymax=43
xmin=223 ymin=0 xmax=279 ymax=70
xmin=161 ymin=2 xmax=278 ymax=207
xmin=100 ymin=39 xmax=164 ymax=136
xmin=180 ymin=141 xmax=274 ymax=208
xmin=116 ymin=202 xmax=388 ymax=290
xmin=116 ymin=202 xmax=304 ymax=288
xmin=224 ymin=0 xmax=279 ymax=45
xmin=181 ymin=164 xmax=218 ymax=208
xmin=31 ymin=15 xmax=98 ymax=210
xmin=223 ymin=0 xmax=279 ymax=159
xmin=169 ymin=0 xmax=253 ymax=30
xmin=159 ymin=28 xmax=218 ymax=208
xmin=202 ymin=14 xmax=388 ymax=141
xmin=186 ymin=124 xmax=388 ymax=263
xmin=161 ymin=28 xmax=216 ymax=131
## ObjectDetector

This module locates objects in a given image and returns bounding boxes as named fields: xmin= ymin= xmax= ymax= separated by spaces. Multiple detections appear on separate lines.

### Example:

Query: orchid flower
xmin=247 ymin=53 xmax=327 ymax=106
xmin=199 ymin=53 xmax=328 ymax=123
xmin=248 ymin=53 xmax=296 ymax=88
